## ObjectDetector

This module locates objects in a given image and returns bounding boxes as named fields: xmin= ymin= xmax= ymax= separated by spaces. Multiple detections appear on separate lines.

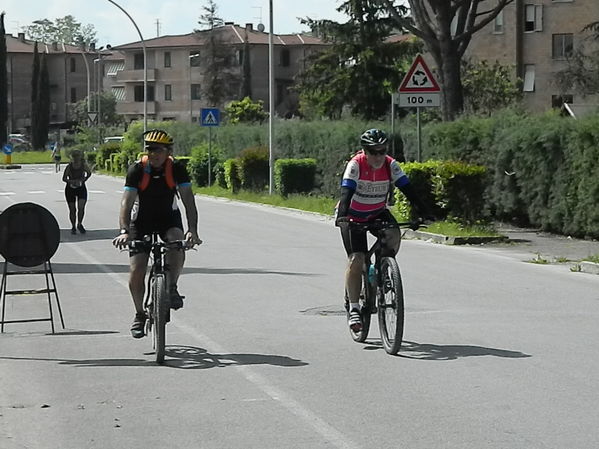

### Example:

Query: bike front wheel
xmin=151 ymin=274 xmax=168 ymax=364
xmin=377 ymin=257 xmax=405 ymax=355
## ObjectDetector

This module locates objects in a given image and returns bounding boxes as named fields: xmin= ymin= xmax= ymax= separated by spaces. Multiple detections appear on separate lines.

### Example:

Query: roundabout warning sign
xmin=398 ymin=54 xmax=441 ymax=107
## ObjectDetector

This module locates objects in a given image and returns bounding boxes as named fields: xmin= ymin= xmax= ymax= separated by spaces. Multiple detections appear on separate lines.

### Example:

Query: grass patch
xmin=194 ymin=185 xmax=337 ymax=216
xmin=424 ymin=220 xmax=501 ymax=238
xmin=527 ymin=253 xmax=549 ymax=264
xmin=5 ymin=150 xmax=54 ymax=164
xmin=583 ymin=254 xmax=599 ymax=264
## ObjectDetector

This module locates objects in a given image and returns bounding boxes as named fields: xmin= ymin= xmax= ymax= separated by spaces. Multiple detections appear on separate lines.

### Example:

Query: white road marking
xmin=67 ymin=243 xmax=360 ymax=449
xmin=0 ymin=192 xmax=15 ymax=196
xmin=88 ymin=190 xmax=105 ymax=194
xmin=27 ymin=191 xmax=45 ymax=194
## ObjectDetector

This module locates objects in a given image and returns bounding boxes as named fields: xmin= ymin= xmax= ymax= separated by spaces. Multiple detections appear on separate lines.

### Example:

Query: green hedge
xmin=274 ymin=158 xmax=317 ymax=197
xmin=223 ymin=159 xmax=241 ymax=193
xmin=418 ymin=109 xmax=599 ymax=238
xmin=395 ymin=160 xmax=488 ymax=223
xmin=238 ymin=146 xmax=269 ymax=191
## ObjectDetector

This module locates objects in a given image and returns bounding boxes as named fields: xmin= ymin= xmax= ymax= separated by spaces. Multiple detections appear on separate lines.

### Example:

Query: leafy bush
xmin=274 ymin=158 xmax=317 ymax=197
xmin=238 ymin=146 xmax=269 ymax=191
xmin=224 ymin=97 xmax=268 ymax=124
xmin=188 ymin=144 xmax=222 ymax=187
xmin=223 ymin=158 xmax=241 ymax=193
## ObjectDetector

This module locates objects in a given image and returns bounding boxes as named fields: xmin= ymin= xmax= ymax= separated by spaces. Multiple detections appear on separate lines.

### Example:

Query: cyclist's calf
xmin=380 ymin=229 xmax=401 ymax=257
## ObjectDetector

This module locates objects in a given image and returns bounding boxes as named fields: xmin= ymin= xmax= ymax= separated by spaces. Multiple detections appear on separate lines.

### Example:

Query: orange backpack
xmin=138 ymin=155 xmax=176 ymax=191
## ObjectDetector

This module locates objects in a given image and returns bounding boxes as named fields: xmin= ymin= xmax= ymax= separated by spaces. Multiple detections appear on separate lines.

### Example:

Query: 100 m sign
xmin=398 ymin=93 xmax=440 ymax=108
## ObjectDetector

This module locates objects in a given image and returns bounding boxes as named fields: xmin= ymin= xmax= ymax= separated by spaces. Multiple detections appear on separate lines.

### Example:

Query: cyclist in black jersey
xmin=112 ymin=129 xmax=202 ymax=338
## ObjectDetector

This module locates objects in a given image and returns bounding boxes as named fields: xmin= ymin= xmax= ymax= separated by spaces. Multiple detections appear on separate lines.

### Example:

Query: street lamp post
xmin=268 ymin=0 xmax=274 ymax=194
xmin=106 ymin=0 xmax=147 ymax=132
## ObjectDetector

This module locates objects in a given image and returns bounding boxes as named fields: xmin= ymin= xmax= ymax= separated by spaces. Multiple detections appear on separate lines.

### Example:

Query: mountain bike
xmin=343 ymin=219 xmax=423 ymax=355
xmin=128 ymin=234 xmax=190 ymax=364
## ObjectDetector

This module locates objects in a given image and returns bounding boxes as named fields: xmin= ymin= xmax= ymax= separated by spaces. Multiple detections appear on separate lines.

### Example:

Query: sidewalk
xmin=491 ymin=223 xmax=599 ymax=262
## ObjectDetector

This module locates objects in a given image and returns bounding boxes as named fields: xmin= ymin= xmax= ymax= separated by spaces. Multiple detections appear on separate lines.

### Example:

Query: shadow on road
xmin=26 ymin=262 xmax=318 ymax=276
xmin=0 ymin=345 xmax=309 ymax=369
xmin=363 ymin=340 xmax=531 ymax=360
xmin=162 ymin=345 xmax=310 ymax=369
xmin=60 ymin=228 xmax=119 ymax=242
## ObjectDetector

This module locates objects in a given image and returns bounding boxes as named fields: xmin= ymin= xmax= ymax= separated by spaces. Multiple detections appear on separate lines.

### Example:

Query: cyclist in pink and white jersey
xmin=335 ymin=128 xmax=429 ymax=332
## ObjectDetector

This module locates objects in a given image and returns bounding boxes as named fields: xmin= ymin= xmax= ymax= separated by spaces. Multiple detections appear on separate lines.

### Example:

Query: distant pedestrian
xmin=51 ymin=143 xmax=61 ymax=172
xmin=62 ymin=149 xmax=92 ymax=234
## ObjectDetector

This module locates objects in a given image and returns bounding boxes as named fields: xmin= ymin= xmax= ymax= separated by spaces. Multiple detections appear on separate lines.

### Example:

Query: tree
xmin=225 ymin=97 xmax=267 ymax=124
xmin=31 ymin=48 xmax=49 ymax=150
xmin=30 ymin=42 xmax=40 ymax=147
xmin=554 ymin=22 xmax=599 ymax=95
xmin=70 ymin=92 xmax=122 ymax=126
xmin=462 ymin=59 xmax=522 ymax=116
xmin=0 ymin=13 xmax=8 ymax=146
xmin=195 ymin=1 xmax=240 ymax=107
xmin=296 ymin=0 xmax=421 ymax=120
xmin=24 ymin=15 xmax=96 ymax=45
xmin=379 ymin=0 xmax=514 ymax=121
xmin=37 ymin=53 xmax=50 ymax=148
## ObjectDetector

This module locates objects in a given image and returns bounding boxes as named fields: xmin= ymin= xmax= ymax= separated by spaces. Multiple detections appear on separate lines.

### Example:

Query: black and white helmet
xmin=360 ymin=128 xmax=388 ymax=148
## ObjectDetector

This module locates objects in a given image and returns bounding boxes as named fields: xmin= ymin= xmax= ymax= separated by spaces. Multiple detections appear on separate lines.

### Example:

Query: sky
xmin=2 ymin=0 xmax=351 ymax=46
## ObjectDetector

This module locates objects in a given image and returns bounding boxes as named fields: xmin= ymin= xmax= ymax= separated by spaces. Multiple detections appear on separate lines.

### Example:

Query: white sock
xmin=350 ymin=303 xmax=360 ymax=312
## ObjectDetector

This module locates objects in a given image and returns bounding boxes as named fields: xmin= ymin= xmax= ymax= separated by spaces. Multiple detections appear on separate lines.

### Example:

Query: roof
xmin=5 ymin=33 xmax=105 ymax=56
xmin=112 ymin=24 xmax=327 ymax=50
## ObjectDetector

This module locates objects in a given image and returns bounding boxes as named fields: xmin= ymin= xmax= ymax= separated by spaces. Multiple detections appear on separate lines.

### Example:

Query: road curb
xmin=580 ymin=261 xmax=599 ymax=275
xmin=404 ymin=229 xmax=509 ymax=245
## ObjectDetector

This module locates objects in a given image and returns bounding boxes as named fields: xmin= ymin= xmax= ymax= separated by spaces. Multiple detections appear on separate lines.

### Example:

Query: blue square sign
xmin=200 ymin=108 xmax=220 ymax=127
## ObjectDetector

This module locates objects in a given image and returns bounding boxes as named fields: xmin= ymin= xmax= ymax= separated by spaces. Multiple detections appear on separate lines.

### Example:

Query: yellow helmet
xmin=143 ymin=129 xmax=173 ymax=145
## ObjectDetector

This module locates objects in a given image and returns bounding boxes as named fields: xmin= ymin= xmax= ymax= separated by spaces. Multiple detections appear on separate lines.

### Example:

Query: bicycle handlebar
xmin=127 ymin=239 xmax=193 ymax=251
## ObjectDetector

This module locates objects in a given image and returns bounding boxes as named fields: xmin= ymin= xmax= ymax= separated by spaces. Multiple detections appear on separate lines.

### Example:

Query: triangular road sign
xmin=87 ymin=112 xmax=98 ymax=123
xmin=398 ymin=54 xmax=441 ymax=93
xmin=203 ymin=111 xmax=217 ymax=125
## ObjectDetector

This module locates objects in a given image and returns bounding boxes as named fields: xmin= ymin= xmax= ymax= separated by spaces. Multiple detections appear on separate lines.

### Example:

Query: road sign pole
xmin=208 ymin=127 xmax=212 ymax=187
xmin=416 ymin=108 xmax=422 ymax=162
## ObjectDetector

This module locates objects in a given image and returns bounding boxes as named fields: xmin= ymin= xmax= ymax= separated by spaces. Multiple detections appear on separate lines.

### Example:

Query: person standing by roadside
xmin=51 ymin=142 xmax=61 ymax=172
xmin=62 ymin=149 xmax=92 ymax=234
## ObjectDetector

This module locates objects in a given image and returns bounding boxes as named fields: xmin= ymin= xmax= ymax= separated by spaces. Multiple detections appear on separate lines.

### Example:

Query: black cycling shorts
xmin=340 ymin=209 xmax=398 ymax=256
xmin=65 ymin=185 xmax=88 ymax=202
xmin=129 ymin=209 xmax=183 ymax=255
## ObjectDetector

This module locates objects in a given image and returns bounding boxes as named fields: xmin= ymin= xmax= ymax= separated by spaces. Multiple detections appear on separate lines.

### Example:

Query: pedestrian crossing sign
xmin=200 ymin=108 xmax=220 ymax=127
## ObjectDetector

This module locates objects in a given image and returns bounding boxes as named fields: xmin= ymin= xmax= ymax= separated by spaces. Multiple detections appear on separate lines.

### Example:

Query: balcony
xmin=116 ymin=101 xmax=156 ymax=115
xmin=116 ymin=68 xmax=156 ymax=83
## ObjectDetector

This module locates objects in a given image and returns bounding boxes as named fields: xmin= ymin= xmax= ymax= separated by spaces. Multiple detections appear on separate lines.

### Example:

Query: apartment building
xmin=466 ymin=0 xmax=599 ymax=113
xmin=107 ymin=23 xmax=327 ymax=123
xmin=5 ymin=33 xmax=99 ymax=133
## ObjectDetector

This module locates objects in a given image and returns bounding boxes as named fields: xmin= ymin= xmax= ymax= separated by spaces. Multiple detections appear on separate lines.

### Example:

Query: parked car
xmin=103 ymin=136 xmax=124 ymax=144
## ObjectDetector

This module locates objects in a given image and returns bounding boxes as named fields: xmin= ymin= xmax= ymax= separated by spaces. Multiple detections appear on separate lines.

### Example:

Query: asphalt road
xmin=1 ymin=165 xmax=599 ymax=449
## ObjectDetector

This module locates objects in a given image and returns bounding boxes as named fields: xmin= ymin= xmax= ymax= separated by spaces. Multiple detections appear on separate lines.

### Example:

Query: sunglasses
xmin=146 ymin=145 xmax=168 ymax=153
xmin=366 ymin=147 xmax=387 ymax=156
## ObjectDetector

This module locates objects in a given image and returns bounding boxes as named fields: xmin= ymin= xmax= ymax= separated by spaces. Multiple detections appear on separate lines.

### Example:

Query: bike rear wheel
xmin=347 ymin=269 xmax=374 ymax=343
xmin=152 ymin=274 xmax=168 ymax=364
xmin=377 ymin=257 xmax=405 ymax=355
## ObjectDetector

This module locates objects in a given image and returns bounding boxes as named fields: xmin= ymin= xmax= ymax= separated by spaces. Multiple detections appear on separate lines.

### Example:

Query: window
xmin=523 ymin=65 xmax=535 ymax=92
xmin=237 ymin=49 xmax=245 ymax=66
xmin=552 ymin=33 xmax=573 ymax=59
xmin=190 ymin=51 xmax=201 ymax=67
xmin=134 ymin=85 xmax=155 ymax=102
xmin=134 ymin=53 xmax=144 ymax=70
xmin=280 ymin=49 xmax=290 ymax=67
xmin=164 ymin=52 xmax=171 ymax=68
xmin=493 ymin=10 xmax=504 ymax=34
xmin=70 ymin=57 xmax=76 ymax=73
xmin=552 ymin=94 xmax=573 ymax=108
xmin=70 ymin=87 xmax=77 ymax=103
xmin=524 ymin=4 xmax=543 ymax=32
xmin=191 ymin=84 xmax=201 ymax=100
xmin=164 ymin=84 xmax=172 ymax=101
